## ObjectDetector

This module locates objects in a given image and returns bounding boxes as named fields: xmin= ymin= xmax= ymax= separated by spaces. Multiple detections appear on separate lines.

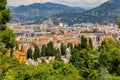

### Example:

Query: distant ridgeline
xmin=8 ymin=2 xmax=85 ymax=24
xmin=8 ymin=0 xmax=120 ymax=26
xmin=50 ymin=0 xmax=120 ymax=26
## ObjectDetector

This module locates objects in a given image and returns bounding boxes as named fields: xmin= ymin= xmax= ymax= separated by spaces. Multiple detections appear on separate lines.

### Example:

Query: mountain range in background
xmin=8 ymin=0 xmax=120 ymax=25
xmin=7 ymin=6 xmax=16 ymax=10
xmin=51 ymin=0 xmax=120 ymax=25
xmin=8 ymin=2 xmax=85 ymax=24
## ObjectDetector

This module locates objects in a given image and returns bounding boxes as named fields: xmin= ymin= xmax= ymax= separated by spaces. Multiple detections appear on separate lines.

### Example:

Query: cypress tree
xmin=15 ymin=44 xmax=19 ymax=50
xmin=81 ymin=35 xmax=87 ymax=49
xmin=10 ymin=48 xmax=14 ymax=57
xmin=61 ymin=43 xmax=66 ymax=56
xmin=67 ymin=43 xmax=73 ymax=49
xmin=46 ymin=41 xmax=55 ymax=56
xmin=55 ymin=49 xmax=62 ymax=61
xmin=33 ymin=45 xmax=40 ymax=60
xmin=89 ymin=38 xmax=93 ymax=49
xmin=41 ymin=44 xmax=46 ymax=57
xmin=27 ymin=47 xmax=33 ymax=59
xmin=20 ymin=44 xmax=23 ymax=51
xmin=74 ymin=43 xmax=81 ymax=50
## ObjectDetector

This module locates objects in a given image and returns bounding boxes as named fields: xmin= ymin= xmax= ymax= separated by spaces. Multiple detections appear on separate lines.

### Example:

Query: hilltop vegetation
xmin=0 ymin=56 xmax=81 ymax=80
xmin=51 ymin=0 xmax=120 ymax=25
xmin=9 ymin=2 xmax=85 ymax=24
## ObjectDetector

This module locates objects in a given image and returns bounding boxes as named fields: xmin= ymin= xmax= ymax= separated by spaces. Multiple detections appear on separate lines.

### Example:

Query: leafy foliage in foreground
xmin=1 ymin=36 xmax=120 ymax=80
xmin=70 ymin=37 xmax=120 ymax=80
xmin=0 ymin=0 xmax=17 ymax=53
xmin=0 ymin=54 xmax=81 ymax=80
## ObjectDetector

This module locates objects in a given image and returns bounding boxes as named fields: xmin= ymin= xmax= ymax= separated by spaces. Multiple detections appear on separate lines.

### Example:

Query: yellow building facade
xmin=12 ymin=50 xmax=26 ymax=63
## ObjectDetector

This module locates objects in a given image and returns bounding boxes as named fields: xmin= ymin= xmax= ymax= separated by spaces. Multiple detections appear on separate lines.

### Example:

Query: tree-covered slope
xmin=51 ymin=0 xmax=120 ymax=25
xmin=10 ymin=2 xmax=85 ymax=23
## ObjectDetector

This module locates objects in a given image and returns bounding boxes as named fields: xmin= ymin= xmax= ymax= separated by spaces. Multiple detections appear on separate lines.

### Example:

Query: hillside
xmin=7 ymin=6 xmax=16 ymax=10
xmin=10 ymin=2 xmax=85 ymax=24
xmin=51 ymin=0 xmax=120 ymax=25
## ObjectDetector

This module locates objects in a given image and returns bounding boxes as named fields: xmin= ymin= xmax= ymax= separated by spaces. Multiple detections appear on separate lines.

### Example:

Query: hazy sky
xmin=7 ymin=0 xmax=108 ymax=8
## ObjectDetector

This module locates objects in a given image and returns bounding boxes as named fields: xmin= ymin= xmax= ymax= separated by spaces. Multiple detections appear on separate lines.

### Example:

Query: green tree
xmin=51 ymin=60 xmax=82 ymax=80
xmin=116 ymin=19 xmax=120 ymax=28
xmin=70 ymin=48 xmax=80 ymax=67
xmin=0 ymin=0 xmax=11 ymax=30
xmin=20 ymin=44 xmax=23 ymax=51
xmin=99 ymin=38 xmax=120 ymax=76
xmin=81 ymin=35 xmax=87 ymax=49
xmin=0 ymin=56 xmax=20 ymax=79
xmin=15 ymin=44 xmax=19 ymax=50
xmin=61 ymin=43 xmax=66 ymax=56
xmin=46 ymin=41 xmax=55 ymax=56
xmin=0 ymin=0 xmax=7 ymax=10
xmin=67 ymin=43 xmax=73 ymax=49
xmin=89 ymin=38 xmax=93 ymax=49
xmin=27 ymin=47 xmax=33 ymax=59
xmin=74 ymin=43 xmax=81 ymax=50
xmin=41 ymin=44 xmax=46 ymax=57
xmin=55 ymin=49 xmax=62 ymax=61
xmin=70 ymin=48 xmax=100 ymax=79
xmin=33 ymin=45 xmax=40 ymax=60
xmin=0 ymin=0 xmax=17 ymax=53
xmin=10 ymin=48 xmax=14 ymax=57
xmin=0 ymin=28 xmax=17 ymax=49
